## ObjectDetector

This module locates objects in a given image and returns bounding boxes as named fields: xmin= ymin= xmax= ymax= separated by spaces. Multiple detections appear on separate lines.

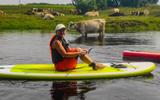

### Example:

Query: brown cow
xmin=67 ymin=19 xmax=106 ymax=40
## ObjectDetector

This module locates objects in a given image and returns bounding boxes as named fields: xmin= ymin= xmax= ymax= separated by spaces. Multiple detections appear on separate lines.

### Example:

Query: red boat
xmin=123 ymin=50 xmax=160 ymax=62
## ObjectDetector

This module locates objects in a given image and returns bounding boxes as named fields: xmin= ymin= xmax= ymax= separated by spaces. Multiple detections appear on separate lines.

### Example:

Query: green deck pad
xmin=11 ymin=64 xmax=123 ymax=74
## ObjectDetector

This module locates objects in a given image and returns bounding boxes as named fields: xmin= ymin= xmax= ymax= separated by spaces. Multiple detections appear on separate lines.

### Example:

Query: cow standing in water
xmin=67 ymin=19 xmax=106 ymax=41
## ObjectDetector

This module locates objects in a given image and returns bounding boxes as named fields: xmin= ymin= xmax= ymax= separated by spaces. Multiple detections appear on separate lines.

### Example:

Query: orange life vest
xmin=49 ymin=35 xmax=77 ymax=71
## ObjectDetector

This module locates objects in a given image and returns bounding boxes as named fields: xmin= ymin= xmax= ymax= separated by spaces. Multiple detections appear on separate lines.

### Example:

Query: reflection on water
xmin=50 ymin=81 xmax=96 ymax=100
xmin=70 ymin=33 xmax=152 ymax=46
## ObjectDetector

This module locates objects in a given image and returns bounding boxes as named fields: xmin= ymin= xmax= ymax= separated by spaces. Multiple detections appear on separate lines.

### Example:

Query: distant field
xmin=0 ymin=4 xmax=160 ymax=33
xmin=0 ymin=4 xmax=75 ymax=14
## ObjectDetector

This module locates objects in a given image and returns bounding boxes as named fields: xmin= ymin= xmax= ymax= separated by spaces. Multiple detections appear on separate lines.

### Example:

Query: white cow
xmin=68 ymin=19 xmax=106 ymax=40
xmin=0 ymin=10 xmax=4 ymax=15
xmin=113 ymin=8 xmax=120 ymax=13
xmin=43 ymin=13 xmax=55 ymax=20
xmin=84 ymin=11 xmax=99 ymax=17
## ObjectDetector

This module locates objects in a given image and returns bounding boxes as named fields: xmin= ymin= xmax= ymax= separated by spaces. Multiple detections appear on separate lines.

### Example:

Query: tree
xmin=72 ymin=0 xmax=114 ymax=14
xmin=118 ymin=0 xmax=158 ymax=7
xmin=96 ymin=0 xmax=108 ymax=9
xmin=72 ymin=0 xmax=98 ymax=14
xmin=72 ymin=0 xmax=158 ymax=14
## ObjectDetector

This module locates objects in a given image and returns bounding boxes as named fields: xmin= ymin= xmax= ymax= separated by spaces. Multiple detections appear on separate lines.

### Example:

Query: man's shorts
xmin=55 ymin=57 xmax=78 ymax=71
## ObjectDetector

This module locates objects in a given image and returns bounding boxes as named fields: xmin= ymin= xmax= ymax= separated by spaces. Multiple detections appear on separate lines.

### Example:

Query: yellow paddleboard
xmin=0 ymin=62 xmax=156 ymax=80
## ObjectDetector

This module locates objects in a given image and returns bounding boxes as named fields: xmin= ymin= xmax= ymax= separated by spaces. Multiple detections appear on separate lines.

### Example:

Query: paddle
xmin=88 ymin=48 xmax=93 ymax=54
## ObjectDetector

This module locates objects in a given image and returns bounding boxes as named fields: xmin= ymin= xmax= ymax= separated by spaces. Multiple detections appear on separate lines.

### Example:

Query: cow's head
xmin=67 ymin=21 xmax=76 ymax=31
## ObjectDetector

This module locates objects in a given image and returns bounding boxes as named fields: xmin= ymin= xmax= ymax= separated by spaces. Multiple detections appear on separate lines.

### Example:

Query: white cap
xmin=55 ymin=24 xmax=66 ymax=31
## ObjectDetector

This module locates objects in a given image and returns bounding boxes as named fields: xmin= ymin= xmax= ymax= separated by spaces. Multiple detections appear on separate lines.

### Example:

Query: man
xmin=49 ymin=24 xmax=105 ymax=71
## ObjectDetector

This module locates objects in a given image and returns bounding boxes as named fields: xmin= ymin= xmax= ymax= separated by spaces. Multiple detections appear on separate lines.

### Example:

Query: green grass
xmin=0 ymin=4 xmax=160 ymax=33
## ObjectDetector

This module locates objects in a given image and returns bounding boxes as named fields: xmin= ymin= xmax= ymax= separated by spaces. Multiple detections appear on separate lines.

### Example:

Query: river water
xmin=0 ymin=31 xmax=160 ymax=100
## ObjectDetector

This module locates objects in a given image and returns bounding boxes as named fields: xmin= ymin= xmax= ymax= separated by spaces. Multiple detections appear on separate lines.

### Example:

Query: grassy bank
xmin=0 ymin=4 xmax=160 ymax=33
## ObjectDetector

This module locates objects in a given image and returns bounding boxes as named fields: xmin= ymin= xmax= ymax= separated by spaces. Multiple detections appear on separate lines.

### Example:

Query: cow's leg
xmin=85 ymin=33 xmax=87 ymax=39
xmin=98 ymin=32 xmax=104 ymax=41
xmin=80 ymin=30 xmax=87 ymax=39
xmin=98 ymin=22 xmax=105 ymax=41
xmin=79 ymin=32 xmax=86 ymax=42
xmin=81 ymin=32 xmax=85 ymax=37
